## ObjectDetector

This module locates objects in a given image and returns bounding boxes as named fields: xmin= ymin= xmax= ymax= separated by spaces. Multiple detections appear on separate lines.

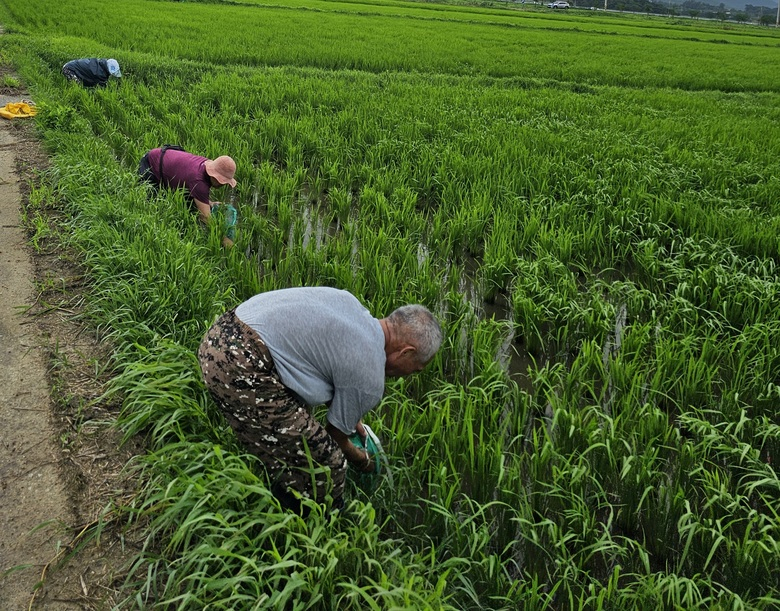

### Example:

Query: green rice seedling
xmin=647 ymin=328 xmax=722 ymax=415
xmin=120 ymin=435 xmax=463 ymax=609
xmin=109 ymin=340 xmax=230 ymax=449
xmin=510 ymin=255 xmax=582 ymax=357
xmin=6 ymin=1 xmax=780 ymax=607
xmin=480 ymin=216 xmax=519 ymax=304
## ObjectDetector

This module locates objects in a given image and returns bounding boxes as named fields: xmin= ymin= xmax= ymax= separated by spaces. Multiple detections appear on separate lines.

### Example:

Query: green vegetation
xmin=3 ymin=0 xmax=780 ymax=90
xmin=2 ymin=0 xmax=779 ymax=608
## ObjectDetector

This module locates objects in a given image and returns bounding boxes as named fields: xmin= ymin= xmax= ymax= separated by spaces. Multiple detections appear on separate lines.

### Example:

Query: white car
xmin=547 ymin=1 xmax=570 ymax=7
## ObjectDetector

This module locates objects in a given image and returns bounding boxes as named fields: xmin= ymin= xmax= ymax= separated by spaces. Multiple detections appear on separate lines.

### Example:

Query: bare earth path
xmin=0 ymin=95 xmax=78 ymax=611
xmin=0 ymin=80 xmax=139 ymax=610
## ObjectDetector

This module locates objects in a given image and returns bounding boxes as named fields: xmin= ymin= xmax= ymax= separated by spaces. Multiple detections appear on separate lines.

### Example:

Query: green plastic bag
xmin=211 ymin=202 xmax=238 ymax=241
xmin=348 ymin=424 xmax=391 ymax=490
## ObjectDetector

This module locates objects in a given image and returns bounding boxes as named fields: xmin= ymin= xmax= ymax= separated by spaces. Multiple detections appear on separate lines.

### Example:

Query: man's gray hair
xmin=387 ymin=304 xmax=443 ymax=363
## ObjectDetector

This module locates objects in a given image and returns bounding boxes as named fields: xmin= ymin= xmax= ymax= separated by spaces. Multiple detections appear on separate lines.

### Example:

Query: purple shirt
xmin=147 ymin=148 xmax=211 ymax=204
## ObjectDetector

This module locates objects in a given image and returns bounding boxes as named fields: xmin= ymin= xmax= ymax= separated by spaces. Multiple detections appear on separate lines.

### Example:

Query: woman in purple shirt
xmin=138 ymin=146 xmax=238 ymax=247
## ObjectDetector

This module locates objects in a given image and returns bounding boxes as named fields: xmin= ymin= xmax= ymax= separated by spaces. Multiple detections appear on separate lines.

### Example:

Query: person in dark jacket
xmin=61 ymin=58 xmax=121 ymax=88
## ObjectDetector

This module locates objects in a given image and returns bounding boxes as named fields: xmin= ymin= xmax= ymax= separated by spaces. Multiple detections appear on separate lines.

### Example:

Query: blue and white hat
xmin=107 ymin=59 xmax=122 ymax=77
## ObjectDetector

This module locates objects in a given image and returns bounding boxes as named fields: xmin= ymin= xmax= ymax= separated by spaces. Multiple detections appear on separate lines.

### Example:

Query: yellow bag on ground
xmin=0 ymin=102 xmax=36 ymax=120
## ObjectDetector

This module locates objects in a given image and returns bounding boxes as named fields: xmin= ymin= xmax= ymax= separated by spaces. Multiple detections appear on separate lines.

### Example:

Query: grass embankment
xmin=1 ymin=0 xmax=779 ymax=607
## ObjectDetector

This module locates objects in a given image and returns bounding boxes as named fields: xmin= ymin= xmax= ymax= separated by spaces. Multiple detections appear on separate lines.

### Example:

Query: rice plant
xmin=3 ymin=0 xmax=780 ymax=607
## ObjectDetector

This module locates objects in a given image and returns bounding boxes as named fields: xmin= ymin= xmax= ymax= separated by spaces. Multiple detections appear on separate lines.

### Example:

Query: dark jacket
xmin=62 ymin=58 xmax=111 ymax=88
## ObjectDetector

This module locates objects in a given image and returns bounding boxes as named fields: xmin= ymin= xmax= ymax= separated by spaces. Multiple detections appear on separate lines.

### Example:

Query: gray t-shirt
xmin=235 ymin=287 xmax=386 ymax=434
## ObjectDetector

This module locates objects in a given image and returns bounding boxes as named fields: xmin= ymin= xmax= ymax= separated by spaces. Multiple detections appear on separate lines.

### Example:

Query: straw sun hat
xmin=205 ymin=156 xmax=237 ymax=188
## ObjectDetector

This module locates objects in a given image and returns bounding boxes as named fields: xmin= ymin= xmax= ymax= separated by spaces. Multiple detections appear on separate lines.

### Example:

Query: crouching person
xmin=138 ymin=145 xmax=238 ymax=248
xmin=61 ymin=58 xmax=121 ymax=87
xmin=197 ymin=287 xmax=443 ymax=514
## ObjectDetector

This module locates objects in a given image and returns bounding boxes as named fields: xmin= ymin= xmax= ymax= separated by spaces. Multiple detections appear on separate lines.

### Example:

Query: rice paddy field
xmin=1 ymin=0 xmax=779 ymax=608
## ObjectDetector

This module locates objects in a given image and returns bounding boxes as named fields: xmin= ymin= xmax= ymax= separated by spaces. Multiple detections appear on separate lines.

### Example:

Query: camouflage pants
xmin=61 ymin=67 xmax=82 ymax=84
xmin=197 ymin=309 xmax=346 ymax=508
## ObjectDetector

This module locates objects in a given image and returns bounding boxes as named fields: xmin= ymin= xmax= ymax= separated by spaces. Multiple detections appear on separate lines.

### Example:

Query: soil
xmin=0 ymin=71 xmax=142 ymax=609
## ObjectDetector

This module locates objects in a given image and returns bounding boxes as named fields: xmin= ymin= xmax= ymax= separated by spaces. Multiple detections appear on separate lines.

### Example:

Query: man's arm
xmin=326 ymin=422 xmax=375 ymax=473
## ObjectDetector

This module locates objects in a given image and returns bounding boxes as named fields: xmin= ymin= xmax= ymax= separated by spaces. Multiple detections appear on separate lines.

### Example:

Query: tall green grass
xmin=2 ymin=0 xmax=780 ymax=90
xmin=3 ymin=0 xmax=780 ymax=607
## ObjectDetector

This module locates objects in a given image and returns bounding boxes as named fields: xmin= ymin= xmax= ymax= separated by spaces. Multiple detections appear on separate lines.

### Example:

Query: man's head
xmin=205 ymin=156 xmax=238 ymax=188
xmin=382 ymin=304 xmax=443 ymax=377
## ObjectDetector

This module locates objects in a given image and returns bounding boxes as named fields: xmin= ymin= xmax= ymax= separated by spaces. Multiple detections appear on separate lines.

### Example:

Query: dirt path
xmin=0 ymin=95 xmax=81 ymax=611
xmin=0 ymin=82 xmax=139 ymax=610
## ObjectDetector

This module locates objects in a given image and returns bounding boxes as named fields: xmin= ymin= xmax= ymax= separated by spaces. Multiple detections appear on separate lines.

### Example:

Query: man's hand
xmin=355 ymin=420 xmax=368 ymax=445
xmin=356 ymin=449 xmax=375 ymax=473
xmin=326 ymin=421 xmax=375 ymax=472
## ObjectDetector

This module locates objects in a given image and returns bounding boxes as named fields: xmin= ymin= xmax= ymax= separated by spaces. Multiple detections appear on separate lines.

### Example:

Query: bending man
xmin=138 ymin=146 xmax=238 ymax=247
xmin=197 ymin=286 xmax=443 ymax=512
xmin=62 ymin=58 xmax=121 ymax=87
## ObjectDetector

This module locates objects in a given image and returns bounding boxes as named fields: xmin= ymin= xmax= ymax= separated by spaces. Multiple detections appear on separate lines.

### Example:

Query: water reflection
xmin=457 ymin=252 xmax=535 ymax=392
